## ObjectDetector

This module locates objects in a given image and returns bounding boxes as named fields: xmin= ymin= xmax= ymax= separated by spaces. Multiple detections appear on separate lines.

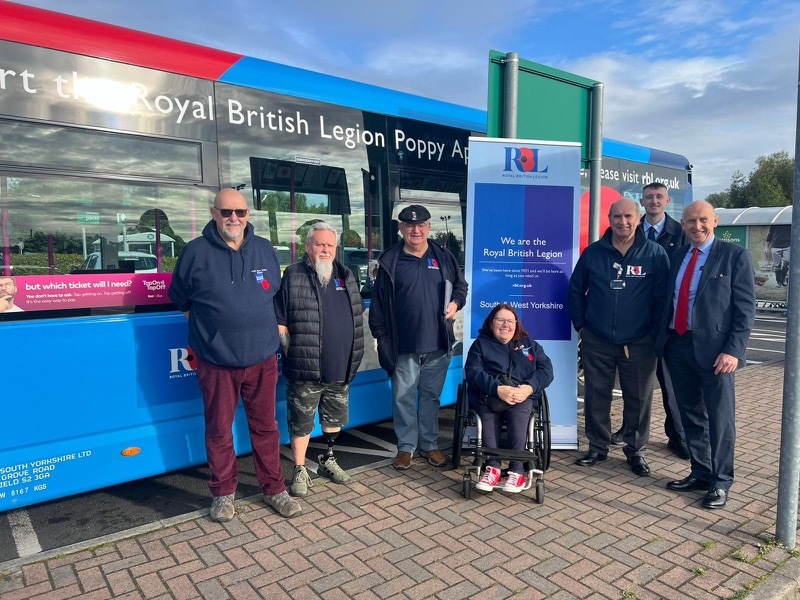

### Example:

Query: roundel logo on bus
xmin=504 ymin=147 xmax=549 ymax=173
xmin=169 ymin=346 xmax=197 ymax=374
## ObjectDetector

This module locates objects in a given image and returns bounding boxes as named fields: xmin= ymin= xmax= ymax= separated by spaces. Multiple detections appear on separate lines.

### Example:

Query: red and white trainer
xmin=502 ymin=471 xmax=526 ymax=493
xmin=475 ymin=466 xmax=502 ymax=492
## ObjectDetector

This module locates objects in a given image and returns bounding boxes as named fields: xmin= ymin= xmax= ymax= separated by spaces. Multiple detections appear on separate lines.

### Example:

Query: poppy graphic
xmin=579 ymin=186 xmax=623 ymax=251
xmin=185 ymin=347 xmax=198 ymax=370
xmin=517 ymin=147 xmax=536 ymax=172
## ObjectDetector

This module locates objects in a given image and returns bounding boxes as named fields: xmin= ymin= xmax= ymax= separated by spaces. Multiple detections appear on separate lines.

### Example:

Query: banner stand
xmin=465 ymin=137 xmax=581 ymax=449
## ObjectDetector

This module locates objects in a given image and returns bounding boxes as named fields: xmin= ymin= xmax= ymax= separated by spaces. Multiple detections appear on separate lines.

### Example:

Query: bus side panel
xmin=0 ymin=314 xmax=209 ymax=510
xmin=0 ymin=312 xmax=461 ymax=511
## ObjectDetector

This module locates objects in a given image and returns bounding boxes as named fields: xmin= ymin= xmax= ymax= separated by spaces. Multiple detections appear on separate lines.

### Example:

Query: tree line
xmin=705 ymin=151 xmax=794 ymax=208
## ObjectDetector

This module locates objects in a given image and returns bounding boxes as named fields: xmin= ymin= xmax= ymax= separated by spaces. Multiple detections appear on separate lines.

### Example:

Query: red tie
xmin=674 ymin=248 xmax=700 ymax=335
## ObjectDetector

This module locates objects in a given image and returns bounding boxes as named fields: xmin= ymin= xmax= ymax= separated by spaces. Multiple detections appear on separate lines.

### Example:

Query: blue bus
xmin=0 ymin=0 xmax=692 ymax=510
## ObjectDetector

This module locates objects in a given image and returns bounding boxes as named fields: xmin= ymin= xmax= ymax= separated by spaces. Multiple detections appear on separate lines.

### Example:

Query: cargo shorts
xmin=286 ymin=380 xmax=350 ymax=437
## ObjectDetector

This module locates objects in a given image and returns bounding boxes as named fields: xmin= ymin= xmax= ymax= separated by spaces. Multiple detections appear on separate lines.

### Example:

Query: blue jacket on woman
xmin=465 ymin=330 xmax=554 ymax=410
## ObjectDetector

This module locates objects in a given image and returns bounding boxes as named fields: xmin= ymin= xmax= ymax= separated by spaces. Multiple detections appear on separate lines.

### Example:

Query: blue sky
xmin=15 ymin=0 xmax=799 ymax=199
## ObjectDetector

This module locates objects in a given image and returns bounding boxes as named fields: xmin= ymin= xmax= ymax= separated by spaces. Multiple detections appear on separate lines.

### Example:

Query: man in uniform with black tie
xmin=657 ymin=201 xmax=755 ymax=509
xmin=613 ymin=183 xmax=690 ymax=459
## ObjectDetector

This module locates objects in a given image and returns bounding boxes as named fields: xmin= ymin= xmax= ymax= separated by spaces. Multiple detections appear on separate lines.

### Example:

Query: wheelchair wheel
xmin=535 ymin=479 xmax=545 ymax=504
xmin=451 ymin=383 xmax=468 ymax=468
xmin=535 ymin=393 xmax=552 ymax=472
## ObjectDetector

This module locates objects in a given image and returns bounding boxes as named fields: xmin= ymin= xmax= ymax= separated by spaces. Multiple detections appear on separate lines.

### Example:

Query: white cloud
xmin=565 ymin=16 xmax=797 ymax=198
xmin=638 ymin=0 xmax=731 ymax=28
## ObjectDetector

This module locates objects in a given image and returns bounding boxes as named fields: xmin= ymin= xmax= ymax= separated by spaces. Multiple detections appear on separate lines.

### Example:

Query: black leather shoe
xmin=668 ymin=439 xmax=691 ymax=460
xmin=575 ymin=450 xmax=607 ymax=467
xmin=627 ymin=455 xmax=650 ymax=476
xmin=610 ymin=429 xmax=625 ymax=446
xmin=666 ymin=475 xmax=710 ymax=492
xmin=702 ymin=488 xmax=728 ymax=509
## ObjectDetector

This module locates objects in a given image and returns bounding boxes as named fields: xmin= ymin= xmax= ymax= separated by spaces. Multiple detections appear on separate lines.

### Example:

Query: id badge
xmin=610 ymin=279 xmax=626 ymax=290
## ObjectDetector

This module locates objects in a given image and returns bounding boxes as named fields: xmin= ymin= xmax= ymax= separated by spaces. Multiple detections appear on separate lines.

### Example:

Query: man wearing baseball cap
xmin=369 ymin=204 xmax=468 ymax=470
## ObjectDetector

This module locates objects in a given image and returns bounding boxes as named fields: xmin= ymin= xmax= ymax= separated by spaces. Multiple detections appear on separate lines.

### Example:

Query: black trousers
xmin=581 ymin=329 xmax=656 ymax=457
xmin=658 ymin=359 xmax=686 ymax=443
xmin=620 ymin=359 xmax=685 ymax=443
xmin=664 ymin=334 xmax=736 ymax=490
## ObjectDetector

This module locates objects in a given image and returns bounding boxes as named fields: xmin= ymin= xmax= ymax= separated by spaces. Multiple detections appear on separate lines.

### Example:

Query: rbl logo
xmin=504 ymin=147 xmax=549 ymax=173
xmin=626 ymin=265 xmax=645 ymax=276
xmin=169 ymin=347 xmax=197 ymax=373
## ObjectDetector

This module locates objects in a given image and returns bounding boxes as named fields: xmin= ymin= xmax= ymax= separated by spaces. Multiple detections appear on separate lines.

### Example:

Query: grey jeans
xmin=391 ymin=349 xmax=451 ymax=453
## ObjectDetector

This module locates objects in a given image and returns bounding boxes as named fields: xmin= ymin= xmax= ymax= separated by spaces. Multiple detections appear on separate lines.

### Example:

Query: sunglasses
xmin=213 ymin=207 xmax=249 ymax=218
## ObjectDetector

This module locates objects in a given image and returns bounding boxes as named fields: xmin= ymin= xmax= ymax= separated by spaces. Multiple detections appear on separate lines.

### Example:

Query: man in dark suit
xmin=657 ymin=201 xmax=755 ymax=509
xmin=613 ymin=182 xmax=690 ymax=459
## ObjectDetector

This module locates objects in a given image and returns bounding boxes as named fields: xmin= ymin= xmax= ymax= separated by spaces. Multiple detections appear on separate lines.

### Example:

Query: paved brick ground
xmin=1 ymin=360 xmax=798 ymax=599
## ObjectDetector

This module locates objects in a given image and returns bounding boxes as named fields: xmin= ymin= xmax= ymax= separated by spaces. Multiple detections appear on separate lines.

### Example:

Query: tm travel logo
xmin=503 ymin=147 xmax=549 ymax=179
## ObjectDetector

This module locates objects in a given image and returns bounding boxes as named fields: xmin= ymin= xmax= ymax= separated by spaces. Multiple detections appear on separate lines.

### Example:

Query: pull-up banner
xmin=465 ymin=137 xmax=581 ymax=448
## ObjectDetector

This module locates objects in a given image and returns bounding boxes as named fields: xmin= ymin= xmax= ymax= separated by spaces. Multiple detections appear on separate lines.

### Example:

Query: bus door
xmin=250 ymin=156 xmax=380 ymax=287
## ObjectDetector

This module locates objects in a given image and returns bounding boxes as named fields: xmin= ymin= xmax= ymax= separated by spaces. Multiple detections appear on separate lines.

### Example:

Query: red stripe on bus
xmin=0 ymin=1 xmax=242 ymax=80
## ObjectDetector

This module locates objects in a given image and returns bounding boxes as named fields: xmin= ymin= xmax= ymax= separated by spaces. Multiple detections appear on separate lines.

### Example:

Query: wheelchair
xmin=451 ymin=381 xmax=551 ymax=503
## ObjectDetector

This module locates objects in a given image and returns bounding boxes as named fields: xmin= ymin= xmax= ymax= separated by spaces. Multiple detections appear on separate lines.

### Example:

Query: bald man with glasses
xmin=169 ymin=188 xmax=301 ymax=522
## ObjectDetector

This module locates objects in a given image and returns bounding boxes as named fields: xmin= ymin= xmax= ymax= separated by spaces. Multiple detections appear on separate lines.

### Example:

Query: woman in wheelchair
xmin=465 ymin=303 xmax=553 ymax=493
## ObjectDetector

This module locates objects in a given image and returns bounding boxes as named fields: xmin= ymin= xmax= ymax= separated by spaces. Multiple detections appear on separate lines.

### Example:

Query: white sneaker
xmin=475 ymin=466 xmax=502 ymax=492
xmin=502 ymin=471 xmax=526 ymax=493
xmin=317 ymin=454 xmax=351 ymax=483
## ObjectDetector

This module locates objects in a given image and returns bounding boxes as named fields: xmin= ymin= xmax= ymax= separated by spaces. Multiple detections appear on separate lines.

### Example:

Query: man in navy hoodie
xmin=169 ymin=188 xmax=301 ymax=522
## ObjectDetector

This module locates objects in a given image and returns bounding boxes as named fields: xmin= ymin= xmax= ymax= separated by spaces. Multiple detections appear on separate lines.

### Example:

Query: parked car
xmin=79 ymin=251 xmax=158 ymax=273
xmin=342 ymin=247 xmax=377 ymax=285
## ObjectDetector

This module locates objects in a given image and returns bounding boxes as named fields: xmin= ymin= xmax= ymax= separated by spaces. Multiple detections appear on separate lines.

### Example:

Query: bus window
xmin=0 ymin=172 xmax=213 ymax=312
xmin=275 ymin=246 xmax=292 ymax=273
xmin=250 ymin=157 xmax=356 ymax=264
xmin=0 ymin=119 xmax=204 ymax=183
xmin=392 ymin=170 xmax=466 ymax=268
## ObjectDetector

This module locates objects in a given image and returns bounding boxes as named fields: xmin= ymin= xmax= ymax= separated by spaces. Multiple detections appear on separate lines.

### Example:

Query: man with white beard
xmin=275 ymin=222 xmax=365 ymax=497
